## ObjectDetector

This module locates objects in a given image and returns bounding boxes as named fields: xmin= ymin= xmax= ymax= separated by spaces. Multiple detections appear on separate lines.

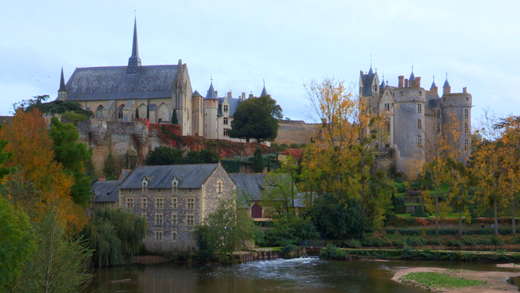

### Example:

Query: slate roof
xmin=443 ymin=78 xmax=450 ymax=88
xmin=360 ymin=72 xmax=376 ymax=96
xmin=193 ymin=90 xmax=202 ymax=98
xmin=91 ymin=180 xmax=120 ymax=203
xmin=230 ymin=173 xmax=267 ymax=201
xmin=409 ymin=71 xmax=415 ymax=81
xmin=218 ymin=97 xmax=242 ymax=117
xmin=120 ymin=164 xmax=219 ymax=189
xmin=118 ymin=169 xmax=132 ymax=181
xmin=260 ymin=85 xmax=268 ymax=97
xmin=59 ymin=67 xmax=66 ymax=92
xmin=65 ymin=65 xmax=178 ymax=101
xmin=205 ymin=82 xmax=218 ymax=100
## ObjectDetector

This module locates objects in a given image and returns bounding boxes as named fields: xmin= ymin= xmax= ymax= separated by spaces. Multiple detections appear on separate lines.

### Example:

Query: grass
xmin=401 ymin=272 xmax=485 ymax=289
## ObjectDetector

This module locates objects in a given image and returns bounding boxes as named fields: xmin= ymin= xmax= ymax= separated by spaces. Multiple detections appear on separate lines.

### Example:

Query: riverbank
xmin=393 ymin=267 xmax=520 ymax=293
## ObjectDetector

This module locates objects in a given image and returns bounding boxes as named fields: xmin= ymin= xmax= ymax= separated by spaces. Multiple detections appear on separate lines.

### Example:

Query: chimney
xmin=398 ymin=76 xmax=404 ymax=88
xmin=249 ymin=93 xmax=254 ymax=99
xmin=227 ymin=91 xmax=232 ymax=99
xmin=405 ymin=79 xmax=408 ymax=88
xmin=241 ymin=92 xmax=246 ymax=99
xmin=463 ymin=87 xmax=467 ymax=93
xmin=416 ymin=77 xmax=421 ymax=88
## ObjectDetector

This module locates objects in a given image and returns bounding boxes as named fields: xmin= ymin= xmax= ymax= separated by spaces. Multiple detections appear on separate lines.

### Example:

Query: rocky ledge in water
xmin=392 ymin=267 xmax=520 ymax=293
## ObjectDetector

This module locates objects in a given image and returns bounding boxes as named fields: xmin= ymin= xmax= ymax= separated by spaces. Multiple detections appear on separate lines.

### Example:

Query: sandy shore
xmin=393 ymin=267 xmax=520 ymax=293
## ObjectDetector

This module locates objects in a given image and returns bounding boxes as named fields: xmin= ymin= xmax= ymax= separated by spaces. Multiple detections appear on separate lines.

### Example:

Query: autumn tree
xmin=50 ymin=117 xmax=93 ymax=206
xmin=0 ymin=108 xmax=86 ymax=231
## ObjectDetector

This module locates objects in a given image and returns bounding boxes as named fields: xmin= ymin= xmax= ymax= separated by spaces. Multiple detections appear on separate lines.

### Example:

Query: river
xmin=86 ymin=257 xmax=519 ymax=293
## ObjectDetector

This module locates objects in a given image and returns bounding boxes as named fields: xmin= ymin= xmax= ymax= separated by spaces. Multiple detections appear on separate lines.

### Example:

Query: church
xmin=56 ymin=19 xmax=269 ymax=139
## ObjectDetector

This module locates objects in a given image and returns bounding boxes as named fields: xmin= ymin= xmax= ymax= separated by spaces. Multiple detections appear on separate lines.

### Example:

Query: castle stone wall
xmin=274 ymin=120 xmax=318 ymax=145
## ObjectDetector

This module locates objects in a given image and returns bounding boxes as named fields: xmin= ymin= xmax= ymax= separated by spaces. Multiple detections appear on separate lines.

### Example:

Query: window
xmin=126 ymin=197 xmax=134 ymax=209
xmin=223 ymin=117 xmax=228 ymax=125
xmin=466 ymin=97 xmax=469 ymax=101
xmin=171 ymin=232 xmax=177 ymax=242
xmin=464 ymin=108 xmax=469 ymax=119
xmin=96 ymin=105 xmax=103 ymax=118
xmin=223 ymin=105 xmax=228 ymax=112
xmin=217 ymin=181 xmax=223 ymax=194
xmin=437 ymin=123 xmax=441 ymax=133
xmin=172 ymin=197 xmax=178 ymax=209
xmin=417 ymin=104 xmax=422 ymax=114
xmin=384 ymin=103 xmax=390 ymax=111
xmin=223 ymin=129 xmax=229 ymax=136
xmin=142 ymin=197 xmax=147 ymax=209
xmin=417 ymin=119 xmax=422 ymax=130
xmin=437 ymin=110 xmax=441 ymax=119
xmin=118 ymin=104 xmax=125 ymax=120
xmin=464 ymin=123 xmax=469 ymax=134
xmin=417 ymin=135 xmax=422 ymax=147
xmin=155 ymin=213 xmax=163 ymax=226
xmin=155 ymin=197 xmax=164 ymax=209
xmin=465 ymin=139 xmax=469 ymax=151
xmin=142 ymin=178 xmax=148 ymax=190
xmin=155 ymin=231 xmax=163 ymax=241
xmin=172 ymin=213 xmax=177 ymax=226
xmin=186 ymin=198 xmax=194 ymax=210
xmin=187 ymin=215 xmax=194 ymax=226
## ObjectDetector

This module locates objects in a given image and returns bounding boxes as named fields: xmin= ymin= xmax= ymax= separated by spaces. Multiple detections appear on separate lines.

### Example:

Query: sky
xmin=1 ymin=0 xmax=519 ymax=124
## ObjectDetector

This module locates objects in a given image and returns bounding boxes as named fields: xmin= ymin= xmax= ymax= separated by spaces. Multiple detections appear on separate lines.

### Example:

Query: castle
xmin=56 ymin=19 xmax=267 ymax=142
xmin=359 ymin=66 xmax=472 ymax=175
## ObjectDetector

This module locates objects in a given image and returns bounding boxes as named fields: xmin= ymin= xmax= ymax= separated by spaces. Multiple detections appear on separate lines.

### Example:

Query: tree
xmin=252 ymin=147 xmax=264 ymax=173
xmin=50 ymin=117 xmax=93 ymax=206
xmin=83 ymin=208 xmax=146 ymax=267
xmin=229 ymin=95 xmax=283 ymax=143
xmin=145 ymin=147 xmax=185 ymax=165
xmin=14 ymin=207 xmax=93 ymax=293
xmin=17 ymin=98 xmax=94 ymax=118
xmin=194 ymin=197 xmax=259 ymax=263
xmin=0 ymin=108 xmax=86 ymax=232
xmin=261 ymin=172 xmax=299 ymax=218
xmin=0 ymin=197 xmax=36 ymax=291
xmin=185 ymin=149 xmax=220 ymax=164
xmin=171 ymin=109 xmax=178 ymax=125
xmin=0 ymin=125 xmax=13 ymax=178
xmin=310 ymin=195 xmax=362 ymax=239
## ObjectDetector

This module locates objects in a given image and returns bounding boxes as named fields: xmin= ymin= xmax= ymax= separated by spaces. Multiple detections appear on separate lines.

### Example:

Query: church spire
xmin=127 ymin=18 xmax=141 ymax=74
xmin=58 ymin=67 xmax=66 ymax=92
xmin=260 ymin=79 xmax=269 ymax=97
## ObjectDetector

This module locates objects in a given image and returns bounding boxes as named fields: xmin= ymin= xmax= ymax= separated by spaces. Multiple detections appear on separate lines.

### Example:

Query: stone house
xmin=118 ymin=163 xmax=235 ymax=252
xmin=90 ymin=179 xmax=120 ymax=210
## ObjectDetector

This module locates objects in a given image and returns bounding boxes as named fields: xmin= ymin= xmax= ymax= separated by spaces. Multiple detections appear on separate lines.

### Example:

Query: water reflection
xmin=87 ymin=258 xmax=512 ymax=293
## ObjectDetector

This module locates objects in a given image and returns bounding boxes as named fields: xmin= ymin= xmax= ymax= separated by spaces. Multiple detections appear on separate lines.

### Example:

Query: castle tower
xmin=57 ymin=67 xmax=67 ymax=101
xmin=203 ymin=81 xmax=219 ymax=139
xmin=191 ymin=91 xmax=203 ymax=136
xmin=260 ymin=80 xmax=269 ymax=97
xmin=440 ymin=76 xmax=472 ymax=161
xmin=392 ymin=69 xmax=426 ymax=176
xmin=127 ymin=18 xmax=141 ymax=74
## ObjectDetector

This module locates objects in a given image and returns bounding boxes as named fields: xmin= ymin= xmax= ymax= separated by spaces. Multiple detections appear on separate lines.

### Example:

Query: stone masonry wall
xmin=274 ymin=120 xmax=319 ymax=145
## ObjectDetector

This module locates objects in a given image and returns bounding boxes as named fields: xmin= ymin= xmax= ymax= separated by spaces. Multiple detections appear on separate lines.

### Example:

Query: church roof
xmin=58 ymin=67 xmax=67 ymax=92
xmin=64 ymin=65 xmax=178 ymax=101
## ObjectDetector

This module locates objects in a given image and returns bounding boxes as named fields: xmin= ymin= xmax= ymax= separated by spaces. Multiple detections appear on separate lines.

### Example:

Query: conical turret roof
xmin=205 ymin=82 xmax=218 ymax=100
xmin=58 ymin=67 xmax=67 ymax=92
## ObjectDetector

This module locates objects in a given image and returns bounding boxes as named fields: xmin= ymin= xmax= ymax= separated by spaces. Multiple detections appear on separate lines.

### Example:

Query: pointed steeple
xmin=58 ymin=67 xmax=66 ymax=92
xmin=409 ymin=66 xmax=415 ymax=81
xmin=430 ymin=74 xmax=437 ymax=90
xmin=127 ymin=18 xmax=141 ymax=74
xmin=205 ymin=80 xmax=218 ymax=100
xmin=368 ymin=65 xmax=373 ymax=75
xmin=443 ymin=73 xmax=451 ymax=95
xmin=260 ymin=79 xmax=268 ymax=97
xmin=380 ymin=74 xmax=385 ymax=88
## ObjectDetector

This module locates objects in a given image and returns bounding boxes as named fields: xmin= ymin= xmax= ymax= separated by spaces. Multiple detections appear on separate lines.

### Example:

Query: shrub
xmin=411 ymin=205 xmax=428 ymax=217
xmin=446 ymin=239 xmax=463 ymax=247
xmin=320 ymin=243 xmax=347 ymax=260
xmin=395 ymin=205 xmax=406 ymax=214
xmin=397 ymin=229 xmax=422 ymax=236
xmin=280 ymin=244 xmax=298 ymax=257
xmin=345 ymin=239 xmax=362 ymax=248
xmin=406 ymin=237 xmax=426 ymax=247
xmin=401 ymin=246 xmax=415 ymax=259
xmin=491 ymin=236 xmax=505 ymax=246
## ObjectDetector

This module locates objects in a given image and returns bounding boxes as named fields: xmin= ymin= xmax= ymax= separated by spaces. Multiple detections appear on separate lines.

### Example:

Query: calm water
xmin=87 ymin=257 xmax=518 ymax=293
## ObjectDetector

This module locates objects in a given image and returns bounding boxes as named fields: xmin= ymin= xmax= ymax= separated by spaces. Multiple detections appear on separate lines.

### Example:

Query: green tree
xmin=103 ymin=151 xmax=116 ymax=178
xmin=19 ymin=98 xmax=94 ymax=118
xmin=310 ymin=195 xmax=362 ymax=239
xmin=171 ymin=109 xmax=178 ymax=125
xmin=0 ymin=197 xmax=36 ymax=291
xmin=145 ymin=147 xmax=185 ymax=165
xmin=185 ymin=149 xmax=220 ymax=164
xmin=83 ymin=208 xmax=146 ymax=267
xmin=229 ymin=95 xmax=283 ymax=143
xmin=0 ymin=125 xmax=13 ymax=178
xmin=252 ymin=147 xmax=264 ymax=172
xmin=50 ymin=117 xmax=93 ymax=206
xmin=194 ymin=197 xmax=259 ymax=263
xmin=14 ymin=208 xmax=92 ymax=293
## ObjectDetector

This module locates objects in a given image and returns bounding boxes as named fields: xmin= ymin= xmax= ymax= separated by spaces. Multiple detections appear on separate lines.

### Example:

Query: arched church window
xmin=96 ymin=105 xmax=103 ymax=118
xmin=118 ymin=104 xmax=125 ymax=120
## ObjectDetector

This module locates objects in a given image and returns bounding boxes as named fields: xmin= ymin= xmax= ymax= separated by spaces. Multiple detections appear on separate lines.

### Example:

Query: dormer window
xmin=142 ymin=177 xmax=148 ymax=192
xmin=223 ymin=105 xmax=228 ymax=112
xmin=172 ymin=177 xmax=178 ymax=193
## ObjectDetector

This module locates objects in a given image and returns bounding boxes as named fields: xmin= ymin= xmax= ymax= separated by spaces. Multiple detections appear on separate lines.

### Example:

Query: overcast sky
xmin=1 ymin=0 xmax=519 ymax=124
